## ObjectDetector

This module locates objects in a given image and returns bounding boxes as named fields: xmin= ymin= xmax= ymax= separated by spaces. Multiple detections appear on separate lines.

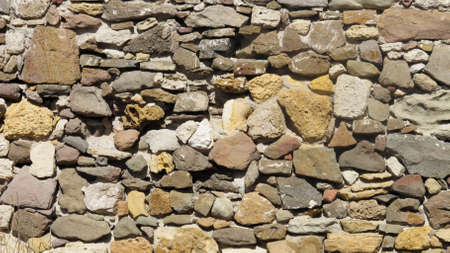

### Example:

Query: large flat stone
xmin=305 ymin=20 xmax=345 ymax=54
xmin=424 ymin=45 xmax=450 ymax=86
xmin=185 ymin=5 xmax=248 ymax=28
xmin=329 ymin=0 xmax=394 ymax=9
xmin=333 ymin=74 xmax=372 ymax=119
xmin=51 ymin=215 xmax=111 ymax=242
xmin=102 ymin=0 xmax=176 ymax=22
xmin=324 ymin=233 xmax=383 ymax=253
xmin=277 ymin=177 xmax=322 ymax=209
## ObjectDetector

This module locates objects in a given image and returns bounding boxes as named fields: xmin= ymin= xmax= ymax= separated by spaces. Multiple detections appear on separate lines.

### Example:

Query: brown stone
xmin=348 ymin=200 xmax=386 ymax=220
xmin=114 ymin=129 xmax=140 ymax=151
xmin=63 ymin=13 xmax=101 ymax=29
xmin=111 ymin=237 xmax=152 ymax=253
xmin=140 ymin=88 xmax=176 ymax=103
xmin=341 ymin=220 xmax=377 ymax=233
xmin=424 ymin=191 xmax=450 ymax=229
xmin=395 ymin=226 xmax=432 ymax=251
xmin=148 ymin=188 xmax=172 ymax=216
xmin=378 ymin=8 xmax=450 ymax=43
xmin=115 ymin=201 xmax=128 ymax=217
xmin=21 ymin=26 xmax=80 ymax=85
xmin=80 ymin=68 xmax=111 ymax=86
xmin=391 ymin=175 xmax=425 ymax=198
xmin=155 ymin=227 xmax=219 ymax=253
xmin=234 ymin=192 xmax=275 ymax=225
xmin=324 ymin=233 xmax=383 ymax=253
xmin=328 ymin=122 xmax=357 ymax=147
xmin=277 ymin=88 xmax=332 ymax=142
xmin=11 ymin=210 xmax=51 ymax=241
xmin=343 ymin=10 xmax=377 ymax=25
xmin=267 ymin=236 xmax=323 ymax=253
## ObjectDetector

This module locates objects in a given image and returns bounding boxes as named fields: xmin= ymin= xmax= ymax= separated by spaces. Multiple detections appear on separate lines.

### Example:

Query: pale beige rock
xmin=69 ymin=3 xmax=104 ymax=16
xmin=339 ymin=188 xmax=388 ymax=201
xmin=128 ymin=191 xmax=148 ymax=218
xmin=346 ymin=25 xmax=379 ymax=40
xmin=435 ymin=228 xmax=450 ymax=242
xmin=341 ymin=220 xmax=377 ymax=233
xmin=27 ymin=235 xmax=52 ymax=253
xmin=324 ymin=233 xmax=383 ymax=253
xmin=110 ymin=237 xmax=153 ymax=253
xmin=154 ymin=227 xmax=219 ymax=253
xmin=222 ymin=99 xmax=253 ymax=135
xmin=234 ymin=192 xmax=275 ymax=225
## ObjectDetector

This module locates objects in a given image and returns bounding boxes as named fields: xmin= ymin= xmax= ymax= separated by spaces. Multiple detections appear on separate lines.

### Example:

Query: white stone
xmin=386 ymin=51 xmax=404 ymax=60
xmin=145 ymin=129 xmax=180 ymax=153
xmin=414 ymin=0 xmax=441 ymax=8
xmin=87 ymin=135 xmax=132 ymax=160
xmin=95 ymin=23 xmax=134 ymax=47
xmin=140 ymin=57 xmax=176 ymax=71
xmin=30 ymin=141 xmax=55 ymax=179
xmin=6 ymin=28 xmax=28 ymax=54
xmin=251 ymin=6 xmax=280 ymax=29
xmin=11 ymin=0 xmax=50 ymax=19
xmin=82 ymin=182 xmax=124 ymax=213
xmin=0 ymin=159 xmax=13 ymax=181
xmin=188 ymin=119 xmax=213 ymax=151
xmin=288 ymin=216 xmax=341 ymax=234
xmin=329 ymin=63 xmax=346 ymax=80
xmin=211 ymin=197 xmax=234 ymax=220
xmin=50 ymin=119 xmax=68 ymax=140
xmin=0 ymin=233 xmax=33 ymax=253
xmin=162 ymin=73 xmax=188 ymax=91
xmin=345 ymin=25 xmax=378 ymax=40
xmin=102 ymin=49 xmax=125 ymax=59
xmin=333 ymin=74 xmax=372 ymax=119
xmin=380 ymin=42 xmax=403 ymax=52
xmin=43 ymin=242 xmax=108 ymax=253
xmin=410 ymin=63 xmax=426 ymax=73
xmin=0 ymin=134 xmax=9 ymax=157
xmin=0 ymin=205 xmax=13 ymax=230
xmin=176 ymin=120 xmax=199 ymax=144
xmin=222 ymin=247 xmax=267 ymax=253
xmin=342 ymin=170 xmax=359 ymax=185
xmin=289 ymin=19 xmax=311 ymax=35
xmin=385 ymin=156 xmax=405 ymax=177
xmin=403 ymin=49 xmax=429 ymax=63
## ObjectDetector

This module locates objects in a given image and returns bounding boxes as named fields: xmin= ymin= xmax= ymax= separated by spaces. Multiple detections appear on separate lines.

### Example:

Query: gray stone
xmin=254 ymin=223 xmax=286 ymax=241
xmin=379 ymin=59 xmax=412 ymax=89
xmin=136 ymin=216 xmax=159 ymax=227
xmin=413 ymin=73 xmax=439 ymax=92
xmin=194 ymin=193 xmax=215 ymax=216
xmin=185 ymin=5 xmax=249 ymax=28
xmin=87 ymin=135 xmax=132 ymax=160
xmin=11 ymin=0 xmax=50 ymax=19
xmin=293 ymin=145 xmax=342 ymax=183
xmin=8 ymin=140 xmax=32 ymax=164
xmin=330 ymin=45 xmax=358 ymax=61
xmin=211 ymin=197 xmax=234 ymax=220
xmin=58 ymin=168 xmax=88 ymax=214
xmin=359 ymin=40 xmax=382 ymax=65
xmin=334 ymin=74 xmax=372 ymax=119
xmin=424 ymin=191 xmax=450 ymax=229
xmin=255 ymin=183 xmax=281 ymax=206
xmin=339 ymin=141 xmax=385 ymax=172
xmin=123 ymin=23 xmax=176 ymax=55
xmin=111 ymin=71 xmax=159 ymax=92
xmin=277 ymin=177 xmax=322 ymax=209
xmin=245 ymin=161 xmax=260 ymax=190
xmin=368 ymin=98 xmax=389 ymax=121
xmin=288 ymin=216 xmax=340 ymax=234
xmin=277 ymin=0 xmax=327 ymax=8
xmin=199 ymin=38 xmax=233 ymax=59
xmin=114 ymin=217 xmax=142 ymax=239
xmin=264 ymin=135 xmax=300 ymax=160
xmin=102 ymin=0 xmax=176 ymax=22
xmin=247 ymin=98 xmax=286 ymax=140
xmin=63 ymin=136 xmax=88 ymax=153
xmin=213 ymin=227 xmax=257 ymax=246
xmin=323 ymin=199 xmax=348 ymax=218
xmin=173 ymin=145 xmax=212 ymax=171
xmin=259 ymin=157 xmax=292 ymax=176
xmin=11 ymin=210 xmax=51 ymax=241
xmin=306 ymin=20 xmax=345 ymax=54
xmin=424 ymin=45 xmax=450 ymax=86
xmin=251 ymin=6 xmax=281 ymax=29
xmin=0 ymin=0 xmax=9 ymax=14
xmin=329 ymin=0 xmax=394 ymax=9
xmin=347 ymin=60 xmax=380 ymax=78
xmin=76 ymin=166 xmax=121 ymax=182
xmin=163 ymin=214 xmax=193 ymax=225
xmin=125 ymin=154 xmax=147 ymax=173
xmin=289 ymin=51 xmax=330 ymax=77
xmin=0 ymin=83 xmax=21 ymax=101
xmin=386 ymin=133 xmax=450 ymax=178
xmin=145 ymin=129 xmax=180 ymax=153
xmin=173 ymin=47 xmax=200 ymax=70
xmin=160 ymin=171 xmax=192 ymax=189
xmin=169 ymin=190 xmax=193 ymax=213
xmin=386 ymin=198 xmax=420 ymax=225
xmin=352 ymin=119 xmax=384 ymax=134
xmin=174 ymin=91 xmax=209 ymax=113
xmin=51 ymin=215 xmax=111 ymax=242
xmin=69 ymin=85 xmax=112 ymax=117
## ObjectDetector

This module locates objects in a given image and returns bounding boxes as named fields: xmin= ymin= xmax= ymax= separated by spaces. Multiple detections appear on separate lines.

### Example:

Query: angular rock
xmin=359 ymin=40 xmax=382 ymax=65
xmin=386 ymin=198 xmax=421 ymax=225
xmin=194 ymin=193 xmax=215 ymax=217
xmin=213 ymin=227 xmax=256 ymax=246
xmin=259 ymin=157 xmax=292 ymax=175
xmin=391 ymin=175 xmax=425 ymax=198
xmin=0 ymin=205 xmax=13 ymax=230
xmin=114 ymin=217 xmax=142 ymax=239
xmin=185 ymin=5 xmax=248 ymax=28
xmin=211 ymin=197 xmax=234 ymax=220
xmin=83 ymin=183 xmax=124 ymax=214
xmin=288 ymin=216 xmax=340 ymax=234
xmin=324 ymin=233 xmax=383 ymax=253
xmin=267 ymin=236 xmax=323 ymax=253
xmin=367 ymin=98 xmax=389 ymax=122
xmin=352 ymin=119 xmax=384 ymax=135
xmin=124 ymin=23 xmax=176 ymax=55
xmin=110 ymin=237 xmax=153 ymax=253
xmin=58 ymin=168 xmax=88 ymax=214
xmin=247 ymin=98 xmax=286 ymax=140
xmin=222 ymin=99 xmax=252 ymax=135
xmin=13 ymin=0 xmax=50 ymax=18
xmin=174 ymin=91 xmax=209 ymax=113
xmin=330 ymin=45 xmax=358 ymax=61
xmin=11 ymin=210 xmax=50 ymax=241
xmin=328 ymin=122 xmax=357 ymax=147
xmin=56 ymin=145 xmax=80 ymax=166
xmin=306 ymin=20 xmax=345 ymax=54
xmin=278 ymin=0 xmax=327 ymax=7
xmin=51 ymin=215 xmax=110 ymax=242
xmin=424 ymin=45 xmax=450 ymax=86
xmin=386 ymin=134 xmax=450 ymax=178
xmin=87 ymin=135 xmax=131 ymax=160
xmin=21 ymin=26 xmax=80 ymax=85
xmin=347 ymin=60 xmax=380 ymax=78
xmin=169 ymin=190 xmax=193 ymax=213
xmin=235 ymin=192 xmax=275 ymax=225
xmin=173 ymin=145 xmax=212 ymax=172
xmin=378 ymin=8 xmax=450 ymax=43
xmin=277 ymin=177 xmax=322 ymax=209
xmin=254 ymin=224 xmax=286 ymax=241
xmin=102 ymin=0 xmax=175 ymax=22
xmin=339 ymin=141 xmax=385 ymax=172
xmin=8 ymin=140 xmax=32 ymax=164
xmin=251 ymin=7 xmax=280 ymax=29
xmin=148 ymin=188 xmax=172 ymax=215
xmin=234 ymin=59 xmax=268 ymax=76
xmin=173 ymin=47 xmax=200 ymax=70
xmin=248 ymin=74 xmax=283 ymax=103
xmin=278 ymin=89 xmax=332 ymax=142
xmin=69 ymin=85 xmax=111 ymax=117
xmin=293 ymin=145 xmax=342 ymax=183
xmin=160 ymin=171 xmax=192 ymax=189
xmin=209 ymin=132 xmax=259 ymax=170
xmin=63 ymin=13 xmax=101 ymax=29
xmin=348 ymin=200 xmax=386 ymax=220
xmin=281 ymin=27 xmax=308 ymax=53
xmin=29 ymin=141 xmax=55 ymax=179
xmin=395 ymin=226 xmax=432 ymax=250
xmin=289 ymin=51 xmax=330 ymax=77
xmin=379 ymin=59 xmax=412 ymax=89
xmin=424 ymin=191 xmax=450 ymax=229
xmin=127 ymin=191 xmax=148 ymax=218
xmin=145 ymin=129 xmax=180 ymax=153
xmin=111 ymin=71 xmax=160 ymax=93
xmin=333 ymin=74 xmax=372 ymax=119
xmin=141 ymin=88 xmax=176 ymax=103
xmin=323 ymin=199 xmax=348 ymax=218
xmin=154 ymin=227 xmax=219 ymax=253
xmin=264 ymin=135 xmax=300 ymax=159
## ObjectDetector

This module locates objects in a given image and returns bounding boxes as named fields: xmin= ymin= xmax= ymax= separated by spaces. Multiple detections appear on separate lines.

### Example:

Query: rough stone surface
xmin=11 ymin=210 xmax=50 ymax=241
xmin=154 ymin=227 xmax=219 ymax=252
xmin=213 ymin=227 xmax=257 ymax=246
xmin=277 ymin=177 xmax=322 ymax=209
xmin=306 ymin=20 xmax=345 ymax=54
xmin=247 ymin=98 xmax=286 ymax=140
xmin=51 ymin=215 xmax=111 ymax=242
xmin=334 ymin=74 xmax=372 ymax=119
xmin=424 ymin=191 xmax=450 ymax=229
xmin=348 ymin=200 xmax=386 ymax=220
xmin=424 ymin=45 xmax=450 ymax=86
xmin=235 ymin=192 xmax=276 ymax=225
xmin=289 ymin=51 xmax=330 ymax=77
xmin=339 ymin=141 xmax=385 ymax=172
xmin=173 ymin=145 xmax=212 ymax=171
xmin=29 ymin=141 xmax=55 ymax=178
xmin=83 ymin=183 xmax=124 ymax=214
xmin=185 ymin=5 xmax=248 ymax=28
xmin=70 ymin=85 xmax=111 ymax=117
xmin=395 ymin=226 xmax=432 ymax=250
xmin=379 ymin=59 xmax=412 ymax=89
xmin=324 ymin=233 xmax=383 ymax=253
xmin=58 ymin=168 xmax=88 ymax=214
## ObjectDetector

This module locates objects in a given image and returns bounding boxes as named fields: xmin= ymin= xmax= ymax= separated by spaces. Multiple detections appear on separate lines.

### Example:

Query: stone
xmin=110 ymin=237 xmax=152 ymax=253
xmin=209 ymin=132 xmax=259 ymax=170
xmin=345 ymin=25 xmax=378 ymax=40
xmin=69 ymin=3 xmax=103 ymax=16
xmin=169 ymin=190 xmax=193 ymax=213
xmin=254 ymin=224 xmax=286 ymax=241
xmin=173 ymin=47 xmax=200 ymax=70
xmin=0 ymin=205 xmax=13 ymax=230
xmin=148 ymin=188 xmax=172 ymax=215
xmin=347 ymin=60 xmax=380 ymax=78
xmin=30 ymin=142 xmax=55 ymax=178
xmin=0 ymin=83 xmax=20 ymax=101
xmin=0 ymin=233 xmax=33 ymax=253
xmin=125 ymin=155 xmax=147 ymax=173
xmin=114 ymin=217 xmax=142 ymax=239
xmin=27 ymin=235 xmax=52 ymax=253
xmin=379 ymin=59 xmax=412 ymax=89
xmin=199 ymin=38 xmax=233 ymax=59
xmin=424 ymin=178 xmax=441 ymax=195
xmin=83 ymin=183 xmax=124 ymax=214
xmin=341 ymin=220 xmax=377 ymax=233
xmin=395 ymin=226 xmax=432 ymax=250
xmin=424 ymin=191 xmax=450 ymax=229
xmin=43 ymin=242 xmax=108 ymax=253
xmin=329 ymin=0 xmax=393 ymax=9
xmin=323 ymin=199 xmax=348 ymax=218
xmin=154 ymin=227 xmax=219 ymax=253
xmin=264 ymin=135 xmax=300 ymax=159
xmin=136 ymin=216 xmax=158 ymax=227
xmin=11 ymin=0 xmax=49 ymax=19
xmin=102 ymin=0 xmax=175 ymax=22
xmin=235 ymin=192 xmax=275 ymax=225
xmin=128 ymin=191 xmax=148 ymax=218
xmin=352 ymin=119 xmax=384 ymax=134
xmin=259 ymin=157 xmax=292 ymax=175
xmin=51 ymin=215 xmax=110 ymax=242
xmin=324 ymin=233 xmax=383 ymax=253
xmin=195 ymin=193 xmax=215 ymax=216
xmin=309 ymin=75 xmax=334 ymax=95
xmin=247 ymin=98 xmax=286 ymax=140
xmin=277 ymin=89 xmax=332 ymax=142
xmin=267 ymin=236 xmax=323 ymax=253
xmin=222 ymin=99 xmax=252 ymax=135
xmin=11 ymin=210 xmax=50 ymax=242
xmin=391 ymin=175 xmax=425 ymax=198
xmin=333 ymin=74 xmax=372 ymax=119
xmin=358 ymin=40 xmax=383 ymax=66
xmin=56 ymin=145 xmax=80 ymax=166
xmin=255 ymin=183 xmax=281 ymax=205
xmin=0 ymin=169 xmax=56 ymax=209
xmin=277 ymin=0 xmax=327 ymax=8
xmin=348 ymin=200 xmax=386 ymax=220
xmin=277 ymin=177 xmax=322 ymax=209
xmin=211 ymin=197 xmax=234 ymax=220
xmin=63 ymin=13 xmax=101 ymax=30
xmin=174 ymin=91 xmax=209 ymax=112
xmin=3 ymin=99 xmax=53 ymax=140
xmin=160 ymin=171 xmax=192 ymax=189
xmin=289 ymin=51 xmax=330 ymax=77
xmin=234 ymin=59 xmax=268 ymax=76
xmin=339 ymin=141 xmax=385 ymax=172
xmin=248 ymin=74 xmax=282 ymax=103
xmin=386 ymin=198 xmax=421 ymax=225
xmin=21 ymin=27 xmax=79 ymax=84
xmin=293 ymin=145 xmax=343 ymax=183
xmin=435 ymin=229 xmax=450 ymax=243
xmin=413 ymin=73 xmax=439 ymax=92
xmin=386 ymin=134 xmax=450 ymax=178
xmin=145 ymin=129 xmax=180 ymax=153
xmin=328 ymin=122 xmax=357 ymax=147
xmin=288 ymin=216 xmax=340 ymax=234
xmin=58 ymin=169 xmax=88 ymax=214
xmin=289 ymin=19 xmax=311 ymax=35
xmin=114 ymin=130 xmax=139 ymax=151
xmin=378 ymin=9 xmax=450 ymax=43
xmin=213 ymin=76 xmax=247 ymax=94
xmin=367 ymin=98 xmax=389 ymax=122
xmin=112 ymin=71 xmax=160 ymax=93
xmin=330 ymin=45 xmax=358 ymax=61
xmin=185 ymin=5 xmax=248 ymax=28
xmin=403 ymin=49 xmax=428 ymax=63
xmin=251 ymin=6 xmax=280 ymax=29
xmin=343 ymin=10 xmax=377 ymax=25
xmin=87 ymin=135 xmax=131 ymax=160
xmin=173 ymin=145 xmax=212 ymax=171
xmin=141 ymin=88 xmax=176 ymax=104
xmin=424 ymin=45 xmax=450 ymax=86
xmin=281 ymin=27 xmax=308 ymax=53
xmin=306 ymin=20 xmax=345 ymax=54
xmin=188 ymin=119 xmax=213 ymax=151
xmin=69 ymin=85 xmax=111 ymax=117
xmin=213 ymin=227 xmax=256 ymax=246
xmin=8 ymin=140 xmax=32 ymax=164
xmin=124 ymin=23 xmax=176 ymax=55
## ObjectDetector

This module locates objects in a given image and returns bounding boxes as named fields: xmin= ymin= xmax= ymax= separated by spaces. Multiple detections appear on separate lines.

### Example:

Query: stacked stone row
xmin=0 ymin=0 xmax=448 ymax=252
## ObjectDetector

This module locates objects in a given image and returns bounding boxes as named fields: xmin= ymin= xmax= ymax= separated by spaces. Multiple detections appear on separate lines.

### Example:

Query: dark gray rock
xmin=69 ymin=85 xmax=112 ymax=117
xmin=173 ymin=145 xmax=212 ymax=171
xmin=113 ymin=216 xmax=142 ymax=239
xmin=8 ymin=139 xmax=32 ymax=164
xmin=277 ymin=177 xmax=322 ymax=209
xmin=63 ymin=136 xmax=89 ymax=153
xmin=51 ymin=215 xmax=111 ymax=242
xmin=11 ymin=210 xmax=51 ymax=241
xmin=339 ymin=141 xmax=385 ymax=172
xmin=213 ymin=227 xmax=257 ymax=246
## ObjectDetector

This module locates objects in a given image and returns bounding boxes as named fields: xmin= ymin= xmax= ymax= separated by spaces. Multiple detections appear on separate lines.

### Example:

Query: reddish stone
xmin=56 ymin=145 xmax=80 ymax=166
xmin=113 ymin=129 xmax=140 ymax=151
xmin=80 ymin=68 xmax=112 ymax=86
xmin=328 ymin=122 xmax=357 ymax=148
xmin=391 ymin=175 xmax=425 ymax=198
xmin=63 ymin=13 xmax=102 ymax=29
xmin=323 ymin=189 xmax=338 ymax=203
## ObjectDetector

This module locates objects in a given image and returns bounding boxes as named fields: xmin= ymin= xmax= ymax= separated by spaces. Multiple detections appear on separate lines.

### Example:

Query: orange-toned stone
xmin=148 ymin=188 xmax=172 ymax=216
xmin=115 ymin=201 xmax=128 ymax=217
xmin=111 ymin=237 xmax=153 ymax=253
xmin=328 ymin=122 xmax=357 ymax=147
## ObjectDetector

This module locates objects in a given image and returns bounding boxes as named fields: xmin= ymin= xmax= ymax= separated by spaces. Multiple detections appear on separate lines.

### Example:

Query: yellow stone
xmin=324 ymin=233 xmax=383 ymax=253
xmin=111 ymin=237 xmax=153 ymax=253
xmin=341 ymin=220 xmax=377 ymax=233
xmin=68 ymin=3 xmax=104 ymax=16
xmin=3 ymin=99 xmax=54 ymax=140
xmin=309 ymin=75 xmax=334 ymax=94
xmin=223 ymin=99 xmax=253 ymax=135
xmin=122 ymin=104 xmax=165 ymax=129
xmin=435 ymin=228 xmax=450 ymax=242
xmin=395 ymin=226 xmax=432 ymax=251
xmin=27 ymin=235 xmax=52 ymax=253
xmin=150 ymin=152 xmax=174 ymax=174
xmin=213 ymin=74 xmax=247 ymax=93
xmin=248 ymin=74 xmax=283 ymax=103
xmin=128 ymin=191 xmax=148 ymax=218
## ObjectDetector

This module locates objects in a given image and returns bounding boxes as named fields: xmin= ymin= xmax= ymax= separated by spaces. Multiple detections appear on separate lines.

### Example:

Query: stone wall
xmin=0 ymin=0 xmax=448 ymax=252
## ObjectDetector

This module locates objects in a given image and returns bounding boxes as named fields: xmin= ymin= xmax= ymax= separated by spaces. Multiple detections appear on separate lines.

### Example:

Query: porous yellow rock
xmin=277 ymin=89 xmax=332 ymax=142
xmin=248 ymin=74 xmax=283 ymax=103
xmin=27 ymin=235 xmax=52 ymax=253
xmin=395 ymin=226 xmax=432 ymax=251
xmin=3 ymin=99 xmax=54 ymax=140
xmin=150 ymin=152 xmax=174 ymax=174
xmin=122 ymin=104 xmax=165 ymax=129
xmin=213 ymin=75 xmax=247 ymax=94
xmin=128 ymin=191 xmax=148 ymax=218
xmin=309 ymin=75 xmax=334 ymax=94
